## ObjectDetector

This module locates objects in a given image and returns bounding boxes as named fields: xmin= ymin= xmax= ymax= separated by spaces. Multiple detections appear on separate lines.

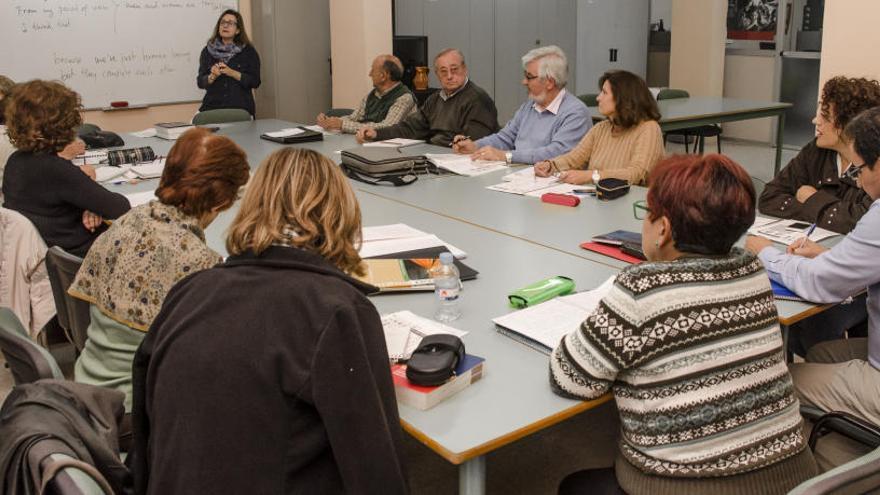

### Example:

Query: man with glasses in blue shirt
xmin=746 ymin=106 xmax=880 ymax=470
xmin=450 ymin=46 xmax=591 ymax=165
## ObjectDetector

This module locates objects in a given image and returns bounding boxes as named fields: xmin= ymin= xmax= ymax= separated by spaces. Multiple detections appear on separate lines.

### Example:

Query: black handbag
xmin=596 ymin=178 xmax=630 ymax=200
xmin=406 ymin=334 xmax=465 ymax=386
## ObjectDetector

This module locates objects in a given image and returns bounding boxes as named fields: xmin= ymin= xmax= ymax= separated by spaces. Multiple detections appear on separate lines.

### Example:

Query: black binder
xmin=259 ymin=126 xmax=323 ymax=144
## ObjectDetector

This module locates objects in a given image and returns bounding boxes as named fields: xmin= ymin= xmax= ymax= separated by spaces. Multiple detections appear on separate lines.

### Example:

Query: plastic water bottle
xmin=432 ymin=252 xmax=461 ymax=322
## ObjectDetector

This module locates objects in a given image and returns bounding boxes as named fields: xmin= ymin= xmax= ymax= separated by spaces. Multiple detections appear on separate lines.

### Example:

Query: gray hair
xmin=434 ymin=48 xmax=466 ymax=67
xmin=521 ymin=45 xmax=568 ymax=88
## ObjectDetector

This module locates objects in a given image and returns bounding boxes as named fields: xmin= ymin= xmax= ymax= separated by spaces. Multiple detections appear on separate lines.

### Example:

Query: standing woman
xmin=535 ymin=70 xmax=664 ymax=185
xmin=197 ymin=9 xmax=261 ymax=117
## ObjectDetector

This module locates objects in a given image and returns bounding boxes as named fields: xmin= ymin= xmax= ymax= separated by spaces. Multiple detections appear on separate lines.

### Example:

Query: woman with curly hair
xmin=130 ymin=148 xmax=407 ymax=494
xmin=3 ymin=80 xmax=129 ymax=256
xmin=534 ymin=70 xmax=665 ymax=185
xmin=759 ymin=76 xmax=880 ymax=234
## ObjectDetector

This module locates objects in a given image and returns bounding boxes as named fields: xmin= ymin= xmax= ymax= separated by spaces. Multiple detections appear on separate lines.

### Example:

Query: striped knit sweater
xmin=551 ymin=119 xmax=665 ymax=185
xmin=550 ymin=249 xmax=807 ymax=478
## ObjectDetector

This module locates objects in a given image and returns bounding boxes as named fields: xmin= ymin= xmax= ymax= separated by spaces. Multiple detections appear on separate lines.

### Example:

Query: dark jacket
xmin=374 ymin=80 xmax=499 ymax=146
xmin=197 ymin=44 xmax=261 ymax=117
xmin=759 ymin=139 xmax=873 ymax=234
xmin=131 ymin=246 xmax=408 ymax=495
xmin=2 ymin=151 xmax=131 ymax=257
xmin=0 ymin=379 xmax=129 ymax=495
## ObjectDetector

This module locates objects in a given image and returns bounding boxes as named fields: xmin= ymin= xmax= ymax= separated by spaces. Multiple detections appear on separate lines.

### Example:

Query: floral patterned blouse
xmin=69 ymin=200 xmax=222 ymax=331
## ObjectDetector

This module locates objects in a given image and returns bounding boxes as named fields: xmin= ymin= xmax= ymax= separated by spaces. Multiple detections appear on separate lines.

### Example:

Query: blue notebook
xmin=770 ymin=279 xmax=806 ymax=302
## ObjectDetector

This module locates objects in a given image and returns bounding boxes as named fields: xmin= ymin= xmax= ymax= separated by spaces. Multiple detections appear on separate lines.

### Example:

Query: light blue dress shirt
xmin=475 ymin=90 xmax=591 ymax=164
xmin=759 ymin=199 xmax=880 ymax=368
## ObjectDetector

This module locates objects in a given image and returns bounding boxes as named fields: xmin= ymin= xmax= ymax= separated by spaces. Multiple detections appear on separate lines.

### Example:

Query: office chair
xmin=0 ymin=307 xmax=64 ymax=385
xmin=577 ymin=93 xmax=598 ymax=107
xmin=788 ymin=405 xmax=880 ymax=494
xmin=191 ymin=108 xmax=253 ymax=125
xmin=45 ymin=247 xmax=91 ymax=353
xmin=657 ymin=88 xmax=723 ymax=154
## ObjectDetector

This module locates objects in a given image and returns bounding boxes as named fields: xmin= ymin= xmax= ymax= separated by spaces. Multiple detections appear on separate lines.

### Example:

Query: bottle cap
xmin=439 ymin=252 xmax=454 ymax=264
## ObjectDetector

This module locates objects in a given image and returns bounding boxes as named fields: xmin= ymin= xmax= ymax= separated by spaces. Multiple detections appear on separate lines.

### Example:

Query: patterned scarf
xmin=68 ymin=201 xmax=222 ymax=331
xmin=206 ymin=38 xmax=243 ymax=63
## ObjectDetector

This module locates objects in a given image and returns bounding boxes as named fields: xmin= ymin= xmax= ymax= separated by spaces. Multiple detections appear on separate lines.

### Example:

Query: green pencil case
xmin=508 ymin=276 xmax=575 ymax=308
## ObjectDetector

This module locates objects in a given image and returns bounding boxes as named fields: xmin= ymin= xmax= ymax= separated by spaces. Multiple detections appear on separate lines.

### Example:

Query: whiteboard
xmin=0 ymin=0 xmax=238 ymax=109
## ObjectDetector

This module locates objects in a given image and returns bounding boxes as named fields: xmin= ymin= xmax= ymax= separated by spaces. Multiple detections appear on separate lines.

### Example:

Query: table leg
xmin=459 ymin=456 xmax=486 ymax=495
xmin=774 ymin=111 xmax=786 ymax=176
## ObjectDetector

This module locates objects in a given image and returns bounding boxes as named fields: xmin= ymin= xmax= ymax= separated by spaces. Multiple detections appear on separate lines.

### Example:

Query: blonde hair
xmin=226 ymin=148 xmax=364 ymax=275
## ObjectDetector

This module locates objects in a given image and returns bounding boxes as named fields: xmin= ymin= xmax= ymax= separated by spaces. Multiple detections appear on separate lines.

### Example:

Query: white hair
xmin=521 ymin=45 xmax=568 ymax=88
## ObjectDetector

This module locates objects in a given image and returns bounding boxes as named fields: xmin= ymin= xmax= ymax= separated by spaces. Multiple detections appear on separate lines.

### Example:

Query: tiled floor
xmin=0 ymin=137 xmax=800 ymax=493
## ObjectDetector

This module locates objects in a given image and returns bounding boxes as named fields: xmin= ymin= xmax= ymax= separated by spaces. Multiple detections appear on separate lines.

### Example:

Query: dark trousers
xmin=558 ymin=468 xmax=626 ymax=495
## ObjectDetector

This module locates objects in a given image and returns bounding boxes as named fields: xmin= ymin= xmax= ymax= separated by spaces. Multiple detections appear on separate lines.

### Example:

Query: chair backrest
xmin=788 ymin=445 xmax=880 ymax=495
xmin=657 ymin=88 xmax=690 ymax=100
xmin=578 ymin=93 xmax=598 ymax=107
xmin=191 ymin=108 xmax=253 ymax=125
xmin=44 ymin=247 xmax=91 ymax=352
xmin=0 ymin=307 xmax=64 ymax=384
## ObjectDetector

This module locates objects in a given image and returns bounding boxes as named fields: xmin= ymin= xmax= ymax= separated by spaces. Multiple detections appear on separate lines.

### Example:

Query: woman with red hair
xmin=68 ymin=128 xmax=249 ymax=413
xmin=551 ymin=154 xmax=817 ymax=494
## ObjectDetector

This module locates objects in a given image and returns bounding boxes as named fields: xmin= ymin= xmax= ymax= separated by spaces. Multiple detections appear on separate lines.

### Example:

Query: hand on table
xmin=451 ymin=135 xmax=475 ymax=154
xmin=534 ymin=161 xmax=554 ymax=177
xmin=786 ymin=237 xmax=827 ymax=258
xmin=557 ymin=170 xmax=591 ymax=185
xmin=356 ymin=127 xmax=377 ymax=144
xmin=470 ymin=146 xmax=505 ymax=162
xmin=316 ymin=113 xmax=342 ymax=131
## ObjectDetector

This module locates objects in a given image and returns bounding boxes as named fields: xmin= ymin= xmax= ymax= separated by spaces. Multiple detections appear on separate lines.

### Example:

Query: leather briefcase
xmin=340 ymin=146 xmax=436 ymax=186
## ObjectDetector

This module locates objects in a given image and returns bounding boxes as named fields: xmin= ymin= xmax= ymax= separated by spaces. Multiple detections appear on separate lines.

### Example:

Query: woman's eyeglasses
xmin=633 ymin=199 xmax=650 ymax=220
xmin=219 ymin=20 xmax=238 ymax=27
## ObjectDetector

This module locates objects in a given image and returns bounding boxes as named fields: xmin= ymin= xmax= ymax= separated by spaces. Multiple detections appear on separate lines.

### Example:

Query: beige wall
xmin=668 ymin=0 xmax=727 ymax=97
xmin=722 ymin=55 xmax=776 ymax=141
xmin=819 ymin=0 xmax=880 ymax=89
xmin=329 ymin=0 xmax=392 ymax=109
xmin=81 ymin=1 xmax=253 ymax=133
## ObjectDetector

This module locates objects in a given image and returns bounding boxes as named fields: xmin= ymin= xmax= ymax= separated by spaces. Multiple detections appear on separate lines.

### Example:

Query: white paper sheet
xmin=364 ymin=138 xmax=424 ymax=148
xmin=359 ymin=234 xmax=467 ymax=259
xmin=748 ymin=218 xmax=839 ymax=245
xmin=96 ymin=165 xmax=130 ymax=183
xmin=124 ymin=190 xmax=157 ymax=207
xmin=381 ymin=310 xmax=468 ymax=360
xmin=362 ymin=223 xmax=428 ymax=242
xmin=492 ymin=276 xmax=615 ymax=351
xmin=129 ymin=158 xmax=166 ymax=179
xmin=426 ymin=153 xmax=508 ymax=177
xmin=265 ymin=128 xmax=304 ymax=138
xmin=131 ymin=128 xmax=157 ymax=138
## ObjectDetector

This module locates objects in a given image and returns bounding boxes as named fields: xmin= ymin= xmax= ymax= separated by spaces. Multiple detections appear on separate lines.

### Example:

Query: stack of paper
xmin=364 ymin=138 xmax=424 ymax=148
xmin=360 ymin=223 xmax=467 ymax=259
xmin=493 ymin=276 xmax=615 ymax=354
xmin=123 ymin=190 xmax=158 ymax=208
xmin=748 ymin=217 xmax=839 ymax=245
xmin=127 ymin=158 xmax=165 ymax=179
xmin=96 ymin=165 xmax=131 ymax=183
xmin=486 ymin=166 xmax=581 ymax=197
xmin=425 ymin=153 xmax=507 ymax=177
xmin=381 ymin=310 xmax=468 ymax=361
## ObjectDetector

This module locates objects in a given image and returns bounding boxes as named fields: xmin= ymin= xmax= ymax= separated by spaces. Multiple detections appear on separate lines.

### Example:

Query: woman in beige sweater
xmin=535 ymin=70 xmax=665 ymax=185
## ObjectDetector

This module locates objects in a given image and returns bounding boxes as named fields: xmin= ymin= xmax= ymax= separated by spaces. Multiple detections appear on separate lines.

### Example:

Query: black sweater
xmin=2 ymin=151 xmax=130 ymax=257
xmin=374 ymin=80 xmax=499 ymax=146
xmin=759 ymin=139 xmax=873 ymax=234
xmin=197 ymin=44 xmax=261 ymax=117
xmin=131 ymin=246 xmax=408 ymax=495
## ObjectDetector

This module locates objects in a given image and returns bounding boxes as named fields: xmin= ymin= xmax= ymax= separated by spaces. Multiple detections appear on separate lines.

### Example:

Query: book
xmin=591 ymin=230 xmax=642 ymax=246
xmin=155 ymin=122 xmax=194 ymax=140
xmin=391 ymin=354 xmax=485 ymax=410
xmin=381 ymin=310 xmax=468 ymax=361
xmin=493 ymin=276 xmax=616 ymax=354
xmin=770 ymin=279 xmax=806 ymax=302
xmin=579 ymin=241 xmax=644 ymax=264
xmin=359 ymin=254 xmax=478 ymax=292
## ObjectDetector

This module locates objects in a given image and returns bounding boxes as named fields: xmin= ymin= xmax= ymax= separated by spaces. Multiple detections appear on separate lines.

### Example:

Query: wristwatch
xmin=505 ymin=151 xmax=513 ymax=164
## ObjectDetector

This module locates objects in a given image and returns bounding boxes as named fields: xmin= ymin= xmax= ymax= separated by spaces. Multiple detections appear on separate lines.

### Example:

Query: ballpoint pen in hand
xmin=798 ymin=223 xmax=817 ymax=249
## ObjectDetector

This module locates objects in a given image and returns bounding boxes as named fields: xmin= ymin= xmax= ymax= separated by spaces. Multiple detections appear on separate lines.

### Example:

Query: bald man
xmin=316 ymin=55 xmax=417 ymax=134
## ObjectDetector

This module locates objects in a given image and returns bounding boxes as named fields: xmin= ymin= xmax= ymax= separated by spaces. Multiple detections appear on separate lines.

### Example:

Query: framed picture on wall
xmin=727 ymin=0 xmax=778 ymax=41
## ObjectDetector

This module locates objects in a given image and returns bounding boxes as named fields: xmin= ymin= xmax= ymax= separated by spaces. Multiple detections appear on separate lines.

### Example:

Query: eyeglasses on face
xmin=633 ymin=199 xmax=650 ymax=220
xmin=845 ymin=163 xmax=867 ymax=180
xmin=436 ymin=66 xmax=462 ymax=77
xmin=219 ymin=20 xmax=238 ymax=27
xmin=523 ymin=71 xmax=539 ymax=81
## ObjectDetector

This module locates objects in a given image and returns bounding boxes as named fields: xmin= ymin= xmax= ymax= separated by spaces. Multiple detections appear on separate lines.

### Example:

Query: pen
xmin=798 ymin=223 xmax=817 ymax=249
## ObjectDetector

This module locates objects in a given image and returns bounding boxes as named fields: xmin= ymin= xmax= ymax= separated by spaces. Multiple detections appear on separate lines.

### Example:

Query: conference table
xmin=590 ymin=96 xmax=793 ymax=176
xmin=111 ymin=119 xmax=829 ymax=494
